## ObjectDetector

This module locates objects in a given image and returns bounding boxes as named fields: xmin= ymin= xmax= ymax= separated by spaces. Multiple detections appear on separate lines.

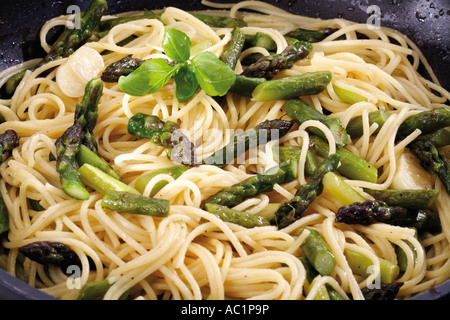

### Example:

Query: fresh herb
xmin=118 ymin=27 xmax=236 ymax=102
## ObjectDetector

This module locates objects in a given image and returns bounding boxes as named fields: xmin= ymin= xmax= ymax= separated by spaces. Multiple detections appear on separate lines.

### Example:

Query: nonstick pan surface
xmin=0 ymin=0 xmax=448 ymax=300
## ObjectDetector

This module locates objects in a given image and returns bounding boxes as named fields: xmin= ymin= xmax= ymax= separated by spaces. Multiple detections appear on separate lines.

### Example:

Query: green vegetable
xmin=76 ymin=144 xmax=121 ymax=181
xmin=99 ymin=10 xmax=161 ymax=32
xmin=220 ymin=26 xmax=245 ymax=70
xmin=396 ymin=107 xmax=450 ymax=141
xmin=363 ymin=188 xmax=440 ymax=210
xmin=118 ymin=58 xmax=178 ymax=96
xmin=101 ymin=56 xmax=145 ymax=83
xmin=79 ymin=163 xmax=140 ymax=195
xmin=202 ymin=118 xmax=293 ymax=168
xmin=312 ymin=135 xmax=377 ymax=182
xmin=77 ymin=279 xmax=128 ymax=300
xmin=127 ymin=112 xmax=197 ymax=166
xmin=322 ymin=172 xmax=366 ymax=206
xmin=201 ymin=158 xmax=299 ymax=209
xmin=361 ymin=282 xmax=403 ymax=300
xmin=285 ymin=98 xmax=348 ymax=146
xmin=55 ymin=122 xmax=90 ymax=200
xmin=229 ymin=75 xmax=267 ymax=97
xmin=335 ymin=199 xmax=441 ymax=233
xmin=299 ymin=228 xmax=336 ymax=276
xmin=241 ymin=41 xmax=312 ymax=80
xmin=272 ymin=145 xmax=320 ymax=177
xmin=408 ymin=139 xmax=450 ymax=194
xmin=134 ymin=166 xmax=190 ymax=196
xmin=252 ymin=71 xmax=332 ymax=102
xmin=345 ymin=249 xmax=399 ymax=283
xmin=55 ymin=78 xmax=103 ymax=200
xmin=415 ymin=128 xmax=450 ymax=148
xmin=333 ymin=84 xmax=368 ymax=104
xmin=273 ymin=154 xmax=340 ymax=228
xmin=285 ymin=27 xmax=338 ymax=43
xmin=346 ymin=110 xmax=390 ymax=139
xmin=118 ymin=27 xmax=236 ymax=101
xmin=101 ymin=191 xmax=169 ymax=217
xmin=18 ymin=241 xmax=82 ymax=271
xmin=74 ymin=78 xmax=103 ymax=153
xmin=244 ymin=32 xmax=276 ymax=51
xmin=204 ymin=203 xmax=270 ymax=228
xmin=0 ymin=130 xmax=19 ymax=164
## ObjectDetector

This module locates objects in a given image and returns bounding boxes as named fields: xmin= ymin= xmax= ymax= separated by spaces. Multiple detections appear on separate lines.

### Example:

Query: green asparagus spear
xmin=333 ymin=84 xmax=368 ymax=105
xmin=229 ymin=75 xmax=267 ymax=97
xmin=101 ymin=191 xmax=169 ymax=217
xmin=284 ymin=98 xmax=348 ymax=146
xmin=204 ymin=203 xmax=270 ymax=228
xmin=37 ymin=0 xmax=108 ymax=69
xmin=241 ymin=41 xmax=312 ymax=80
xmin=272 ymin=145 xmax=320 ymax=176
xmin=312 ymin=135 xmax=377 ymax=182
xmin=128 ymin=112 xmax=197 ymax=166
xmin=299 ymin=256 xmax=319 ymax=284
xmin=361 ymin=282 xmax=404 ymax=300
xmin=202 ymin=118 xmax=293 ymax=168
xmin=345 ymin=249 xmax=399 ymax=283
xmin=54 ymin=78 xmax=103 ymax=200
xmin=299 ymin=257 xmax=344 ymax=299
xmin=244 ymin=32 xmax=277 ymax=51
xmin=4 ymin=0 xmax=108 ymax=95
xmin=414 ymin=128 xmax=450 ymax=148
xmin=396 ymin=108 xmax=450 ymax=141
xmin=299 ymin=228 xmax=336 ymax=276
xmin=134 ymin=166 xmax=190 ymax=196
xmin=0 ymin=197 xmax=8 ymax=235
xmin=322 ymin=171 xmax=366 ymax=206
xmin=18 ymin=241 xmax=82 ymax=271
xmin=76 ymin=144 xmax=121 ymax=181
xmin=101 ymin=56 xmax=145 ymax=83
xmin=0 ymin=130 xmax=19 ymax=164
xmin=243 ymin=65 xmax=331 ymax=101
xmin=79 ymin=163 xmax=140 ymax=195
xmin=346 ymin=110 xmax=390 ymax=139
xmin=191 ymin=13 xmax=247 ymax=28
xmin=408 ymin=139 xmax=450 ymax=194
xmin=273 ymin=154 xmax=340 ymax=229
xmin=55 ymin=122 xmax=90 ymax=200
xmin=201 ymin=158 xmax=299 ymax=209
xmin=220 ymin=26 xmax=245 ymax=70
xmin=285 ymin=27 xmax=338 ymax=43
xmin=74 ymin=78 xmax=103 ymax=153
xmin=335 ymin=199 xmax=441 ymax=233
xmin=363 ymin=188 xmax=440 ymax=210
xmin=77 ymin=279 xmax=128 ymax=300
xmin=4 ymin=70 xmax=27 ymax=96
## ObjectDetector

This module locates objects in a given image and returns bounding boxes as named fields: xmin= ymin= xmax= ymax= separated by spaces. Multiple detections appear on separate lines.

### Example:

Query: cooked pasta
xmin=0 ymin=0 xmax=448 ymax=300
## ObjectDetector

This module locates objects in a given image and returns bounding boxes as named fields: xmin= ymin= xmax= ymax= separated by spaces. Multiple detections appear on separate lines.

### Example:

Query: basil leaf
xmin=191 ymin=51 xmax=236 ymax=96
xmin=173 ymin=63 xmax=199 ymax=102
xmin=163 ymin=28 xmax=191 ymax=63
xmin=118 ymin=59 xmax=177 ymax=96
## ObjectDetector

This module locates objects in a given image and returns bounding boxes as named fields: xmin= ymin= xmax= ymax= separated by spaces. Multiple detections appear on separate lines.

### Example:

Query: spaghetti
xmin=0 ymin=0 xmax=449 ymax=300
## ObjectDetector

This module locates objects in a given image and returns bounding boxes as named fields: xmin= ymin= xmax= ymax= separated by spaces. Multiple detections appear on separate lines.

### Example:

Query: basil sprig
xmin=118 ymin=27 xmax=236 ymax=102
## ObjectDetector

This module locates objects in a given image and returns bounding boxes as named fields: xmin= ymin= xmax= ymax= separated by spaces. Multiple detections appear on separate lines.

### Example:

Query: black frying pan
xmin=0 ymin=0 xmax=449 ymax=300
